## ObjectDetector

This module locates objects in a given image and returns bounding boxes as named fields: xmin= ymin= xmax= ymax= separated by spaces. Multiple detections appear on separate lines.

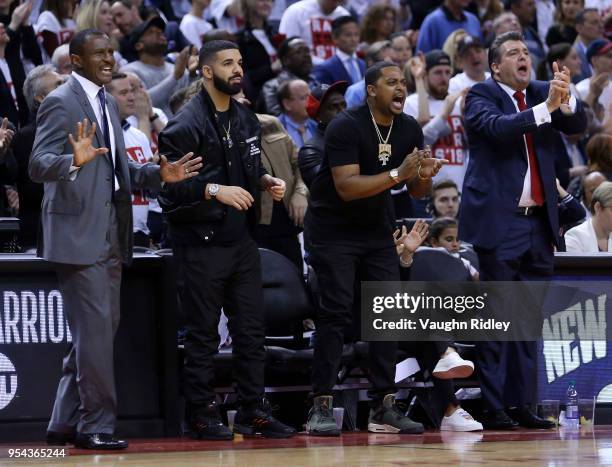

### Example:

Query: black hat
xmin=456 ymin=35 xmax=484 ymax=56
xmin=306 ymin=81 xmax=349 ymax=119
xmin=130 ymin=16 xmax=166 ymax=47
xmin=425 ymin=49 xmax=451 ymax=71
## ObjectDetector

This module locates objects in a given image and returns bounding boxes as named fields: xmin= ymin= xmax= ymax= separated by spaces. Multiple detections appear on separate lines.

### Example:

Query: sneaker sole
xmin=306 ymin=427 xmax=341 ymax=437
xmin=433 ymin=364 xmax=474 ymax=380
xmin=440 ymin=425 xmax=483 ymax=432
xmin=367 ymin=423 xmax=424 ymax=434
xmin=189 ymin=431 xmax=234 ymax=441
xmin=233 ymin=423 xmax=297 ymax=439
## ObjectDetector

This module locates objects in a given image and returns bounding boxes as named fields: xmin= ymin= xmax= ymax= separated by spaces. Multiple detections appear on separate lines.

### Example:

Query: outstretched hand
xmin=159 ymin=152 xmax=203 ymax=183
xmin=394 ymin=219 xmax=429 ymax=256
xmin=69 ymin=118 xmax=108 ymax=167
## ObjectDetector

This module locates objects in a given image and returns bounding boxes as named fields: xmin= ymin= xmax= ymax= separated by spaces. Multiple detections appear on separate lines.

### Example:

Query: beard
xmin=213 ymin=73 xmax=242 ymax=96
xmin=142 ymin=42 xmax=167 ymax=56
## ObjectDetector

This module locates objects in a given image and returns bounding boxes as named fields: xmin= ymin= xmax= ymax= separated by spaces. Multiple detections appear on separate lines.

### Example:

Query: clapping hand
xmin=547 ymin=61 xmax=571 ymax=112
xmin=394 ymin=219 xmax=429 ymax=256
xmin=0 ymin=118 xmax=14 ymax=156
xmin=159 ymin=152 xmax=203 ymax=183
xmin=69 ymin=118 xmax=108 ymax=167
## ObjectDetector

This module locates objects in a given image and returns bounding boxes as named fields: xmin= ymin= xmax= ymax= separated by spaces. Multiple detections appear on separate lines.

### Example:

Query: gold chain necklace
xmin=367 ymin=104 xmax=394 ymax=166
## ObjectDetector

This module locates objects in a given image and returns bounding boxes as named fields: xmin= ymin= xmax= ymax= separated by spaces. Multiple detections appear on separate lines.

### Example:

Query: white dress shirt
xmin=336 ymin=49 xmax=362 ymax=82
xmin=71 ymin=72 xmax=119 ymax=190
xmin=496 ymin=80 xmax=577 ymax=207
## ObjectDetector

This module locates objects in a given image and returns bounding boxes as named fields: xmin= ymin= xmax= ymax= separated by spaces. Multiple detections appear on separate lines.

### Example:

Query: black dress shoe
xmin=507 ymin=407 xmax=556 ymax=429
xmin=46 ymin=431 xmax=76 ymax=446
xmin=74 ymin=433 xmax=128 ymax=450
xmin=481 ymin=409 xmax=519 ymax=430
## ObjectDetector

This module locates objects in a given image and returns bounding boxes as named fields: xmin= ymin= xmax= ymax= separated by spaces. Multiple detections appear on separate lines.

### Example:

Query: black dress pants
xmin=174 ymin=237 xmax=265 ymax=410
xmin=308 ymin=236 xmax=399 ymax=402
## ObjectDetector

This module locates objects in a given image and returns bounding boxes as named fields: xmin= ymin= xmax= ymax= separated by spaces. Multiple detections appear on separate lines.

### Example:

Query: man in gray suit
xmin=29 ymin=28 xmax=202 ymax=450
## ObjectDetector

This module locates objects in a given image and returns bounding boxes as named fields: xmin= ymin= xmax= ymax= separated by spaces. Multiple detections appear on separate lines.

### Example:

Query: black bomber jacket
xmin=158 ymin=88 xmax=267 ymax=236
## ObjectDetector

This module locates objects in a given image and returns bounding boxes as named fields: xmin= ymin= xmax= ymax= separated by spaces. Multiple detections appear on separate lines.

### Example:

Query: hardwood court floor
xmin=2 ymin=427 xmax=611 ymax=466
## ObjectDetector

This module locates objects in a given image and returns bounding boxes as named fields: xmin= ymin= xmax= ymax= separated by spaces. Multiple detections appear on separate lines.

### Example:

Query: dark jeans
xmin=308 ymin=236 xmax=398 ymax=402
xmin=174 ymin=237 xmax=265 ymax=410
xmin=475 ymin=213 xmax=554 ymax=411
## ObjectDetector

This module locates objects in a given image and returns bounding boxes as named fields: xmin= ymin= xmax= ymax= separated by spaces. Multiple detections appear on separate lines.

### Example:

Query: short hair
xmin=278 ymin=36 xmax=305 ymax=61
xmin=332 ymin=16 xmax=358 ymax=37
xmin=429 ymin=216 xmax=458 ymax=241
xmin=364 ymin=61 xmax=400 ymax=87
xmin=23 ymin=64 xmax=56 ymax=113
xmin=575 ymin=8 xmax=599 ymax=25
xmin=276 ymin=79 xmax=297 ymax=111
xmin=69 ymin=28 xmax=107 ymax=57
xmin=432 ymin=179 xmax=459 ymax=197
xmin=112 ymin=0 xmax=133 ymax=9
xmin=106 ymin=72 xmax=128 ymax=92
xmin=51 ymin=43 xmax=70 ymax=68
xmin=488 ymin=31 xmax=524 ymax=71
xmin=198 ymin=39 xmax=239 ymax=67
xmin=592 ymin=181 xmax=612 ymax=212
xmin=365 ymin=40 xmax=392 ymax=66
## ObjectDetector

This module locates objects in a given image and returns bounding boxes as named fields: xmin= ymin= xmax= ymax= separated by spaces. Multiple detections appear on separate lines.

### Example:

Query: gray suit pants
xmin=48 ymin=208 xmax=122 ymax=435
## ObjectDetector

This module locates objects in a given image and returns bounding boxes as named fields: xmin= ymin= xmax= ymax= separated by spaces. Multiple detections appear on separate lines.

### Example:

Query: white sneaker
xmin=432 ymin=351 xmax=474 ymax=379
xmin=441 ymin=408 xmax=483 ymax=432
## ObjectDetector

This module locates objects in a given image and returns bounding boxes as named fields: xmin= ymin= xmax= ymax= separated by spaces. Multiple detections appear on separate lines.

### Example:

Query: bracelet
xmin=399 ymin=254 xmax=414 ymax=268
xmin=417 ymin=162 xmax=429 ymax=181
xmin=149 ymin=113 xmax=159 ymax=123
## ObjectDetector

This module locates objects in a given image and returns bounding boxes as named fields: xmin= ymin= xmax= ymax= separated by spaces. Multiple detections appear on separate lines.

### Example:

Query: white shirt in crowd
xmin=122 ymin=122 xmax=154 ymax=235
xmin=71 ymin=72 xmax=119 ymax=190
xmin=279 ymin=0 xmax=350 ymax=65
xmin=536 ymin=0 xmax=556 ymax=49
xmin=127 ymin=107 xmax=168 ymax=215
xmin=403 ymin=94 xmax=468 ymax=190
xmin=585 ymin=0 xmax=612 ymax=14
xmin=448 ymin=71 xmax=491 ymax=94
xmin=207 ymin=0 xmax=241 ymax=33
xmin=565 ymin=218 xmax=612 ymax=253
xmin=576 ymin=77 xmax=612 ymax=124
xmin=252 ymin=29 xmax=277 ymax=61
xmin=180 ymin=13 xmax=214 ymax=49
xmin=0 ymin=58 xmax=18 ymax=110
xmin=35 ymin=11 xmax=75 ymax=63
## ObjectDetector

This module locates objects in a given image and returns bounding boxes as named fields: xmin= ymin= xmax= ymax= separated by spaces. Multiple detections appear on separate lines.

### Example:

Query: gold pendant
xmin=378 ymin=143 xmax=391 ymax=166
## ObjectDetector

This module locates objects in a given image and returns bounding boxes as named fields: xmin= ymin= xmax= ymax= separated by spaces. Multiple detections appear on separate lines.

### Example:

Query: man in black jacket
xmin=158 ymin=40 xmax=296 ymax=441
xmin=299 ymin=80 xmax=348 ymax=189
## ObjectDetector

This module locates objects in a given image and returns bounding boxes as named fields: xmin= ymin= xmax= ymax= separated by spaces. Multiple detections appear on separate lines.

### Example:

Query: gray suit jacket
xmin=29 ymin=75 xmax=161 ymax=265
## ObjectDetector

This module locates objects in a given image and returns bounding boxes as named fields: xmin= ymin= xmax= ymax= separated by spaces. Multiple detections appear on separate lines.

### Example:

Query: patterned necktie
xmin=513 ymin=90 xmax=544 ymax=205
xmin=97 ymin=88 xmax=118 ymax=194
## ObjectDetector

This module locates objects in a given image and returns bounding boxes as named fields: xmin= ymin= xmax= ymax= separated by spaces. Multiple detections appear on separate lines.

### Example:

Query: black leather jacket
xmin=158 ymin=88 xmax=267 ymax=239
xmin=298 ymin=122 xmax=326 ymax=189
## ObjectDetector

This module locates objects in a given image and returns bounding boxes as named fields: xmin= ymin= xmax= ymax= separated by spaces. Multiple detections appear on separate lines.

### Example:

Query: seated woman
xmin=565 ymin=181 xmax=612 ymax=253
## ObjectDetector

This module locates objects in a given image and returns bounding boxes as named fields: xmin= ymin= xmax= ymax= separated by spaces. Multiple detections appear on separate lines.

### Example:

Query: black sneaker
xmin=189 ymin=402 xmax=234 ymax=440
xmin=233 ymin=399 xmax=296 ymax=438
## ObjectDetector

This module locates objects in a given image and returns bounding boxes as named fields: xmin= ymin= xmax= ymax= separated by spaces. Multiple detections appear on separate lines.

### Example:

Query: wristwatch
xmin=149 ymin=113 xmax=159 ymax=122
xmin=208 ymin=183 xmax=220 ymax=198
xmin=389 ymin=168 xmax=400 ymax=183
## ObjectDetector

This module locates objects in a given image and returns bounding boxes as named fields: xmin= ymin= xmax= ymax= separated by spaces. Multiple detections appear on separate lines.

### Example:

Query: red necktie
xmin=513 ymin=90 xmax=544 ymax=205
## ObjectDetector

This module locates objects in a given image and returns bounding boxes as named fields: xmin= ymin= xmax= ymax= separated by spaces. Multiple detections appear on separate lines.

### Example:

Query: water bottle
xmin=565 ymin=380 xmax=579 ymax=429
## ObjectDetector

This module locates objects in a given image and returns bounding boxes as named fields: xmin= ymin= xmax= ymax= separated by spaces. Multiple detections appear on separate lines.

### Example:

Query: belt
xmin=515 ymin=206 xmax=544 ymax=216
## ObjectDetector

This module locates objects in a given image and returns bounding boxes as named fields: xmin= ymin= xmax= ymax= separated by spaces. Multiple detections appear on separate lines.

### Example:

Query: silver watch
xmin=389 ymin=168 xmax=400 ymax=183
xmin=208 ymin=183 xmax=220 ymax=198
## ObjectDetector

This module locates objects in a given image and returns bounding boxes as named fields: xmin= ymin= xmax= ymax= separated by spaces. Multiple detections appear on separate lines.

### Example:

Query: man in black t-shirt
xmin=304 ymin=62 xmax=445 ymax=436
xmin=158 ymin=41 xmax=296 ymax=441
